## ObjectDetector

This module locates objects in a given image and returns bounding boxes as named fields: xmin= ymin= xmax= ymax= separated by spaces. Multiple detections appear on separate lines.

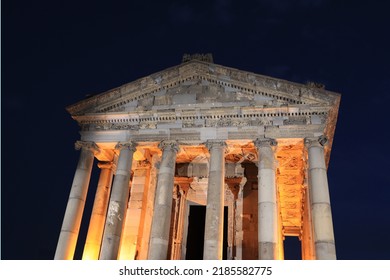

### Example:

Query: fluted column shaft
xmin=55 ymin=141 xmax=99 ymax=260
xmin=82 ymin=162 xmax=114 ymax=260
xmin=203 ymin=140 xmax=226 ymax=260
xmin=148 ymin=141 xmax=179 ymax=260
xmin=255 ymin=138 xmax=278 ymax=260
xmin=305 ymin=136 xmax=336 ymax=260
xmin=99 ymin=142 xmax=136 ymax=260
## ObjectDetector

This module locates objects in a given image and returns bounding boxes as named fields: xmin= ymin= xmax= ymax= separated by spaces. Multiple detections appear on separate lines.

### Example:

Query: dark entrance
xmin=185 ymin=205 xmax=228 ymax=260
xmin=284 ymin=236 xmax=302 ymax=259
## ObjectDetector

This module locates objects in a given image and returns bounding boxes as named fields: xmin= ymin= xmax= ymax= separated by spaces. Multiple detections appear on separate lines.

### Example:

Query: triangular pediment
xmin=66 ymin=60 xmax=340 ymax=116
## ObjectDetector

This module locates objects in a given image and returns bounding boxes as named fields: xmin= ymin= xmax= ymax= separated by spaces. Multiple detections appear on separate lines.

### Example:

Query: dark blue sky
xmin=2 ymin=0 xmax=390 ymax=259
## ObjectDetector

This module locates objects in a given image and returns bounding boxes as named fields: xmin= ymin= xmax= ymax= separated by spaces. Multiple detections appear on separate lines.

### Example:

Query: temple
xmin=55 ymin=54 xmax=340 ymax=260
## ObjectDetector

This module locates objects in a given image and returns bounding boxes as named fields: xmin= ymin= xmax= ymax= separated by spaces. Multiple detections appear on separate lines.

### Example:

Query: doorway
xmin=185 ymin=205 xmax=228 ymax=259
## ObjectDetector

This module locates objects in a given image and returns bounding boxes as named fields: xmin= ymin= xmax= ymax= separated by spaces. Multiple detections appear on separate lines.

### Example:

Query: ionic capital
xmin=75 ymin=141 xmax=100 ymax=154
xmin=304 ymin=135 xmax=328 ymax=148
xmin=115 ymin=141 xmax=137 ymax=152
xmin=158 ymin=140 xmax=179 ymax=152
xmin=205 ymin=140 xmax=226 ymax=151
xmin=254 ymin=138 xmax=277 ymax=149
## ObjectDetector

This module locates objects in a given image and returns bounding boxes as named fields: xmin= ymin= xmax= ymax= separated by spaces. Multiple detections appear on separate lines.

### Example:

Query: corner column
xmin=305 ymin=136 xmax=336 ymax=259
xmin=203 ymin=140 xmax=226 ymax=260
xmin=82 ymin=162 xmax=114 ymax=260
xmin=148 ymin=140 xmax=179 ymax=260
xmin=99 ymin=141 xmax=136 ymax=260
xmin=254 ymin=138 xmax=278 ymax=260
xmin=55 ymin=141 xmax=99 ymax=260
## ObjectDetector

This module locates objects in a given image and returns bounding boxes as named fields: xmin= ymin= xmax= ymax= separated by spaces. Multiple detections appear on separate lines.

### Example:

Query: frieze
xmin=139 ymin=122 xmax=157 ymax=129
xmin=81 ymin=110 xmax=328 ymax=132
xmin=283 ymin=116 xmax=309 ymax=125
xmin=94 ymin=123 xmax=114 ymax=130
xmin=111 ymin=123 xmax=139 ymax=130
xmin=217 ymin=118 xmax=232 ymax=127
xmin=182 ymin=121 xmax=203 ymax=128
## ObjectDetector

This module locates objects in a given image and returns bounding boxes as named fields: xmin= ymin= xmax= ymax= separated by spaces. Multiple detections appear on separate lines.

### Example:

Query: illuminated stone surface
xmin=58 ymin=55 xmax=340 ymax=260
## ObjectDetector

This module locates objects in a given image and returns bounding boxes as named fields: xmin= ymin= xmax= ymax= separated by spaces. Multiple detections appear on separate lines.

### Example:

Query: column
xmin=305 ymin=136 xmax=336 ymax=260
xmin=138 ymin=153 xmax=160 ymax=260
xmin=118 ymin=161 xmax=150 ymax=260
xmin=54 ymin=141 xmax=99 ymax=260
xmin=203 ymin=140 xmax=226 ymax=260
xmin=99 ymin=141 xmax=136 ymax=260
xmin=234 ymin=178 xmax=246 ymax=260
xmin=254 ymin=138 xmax=278 ymax=260
xmin=172 ymin=187 xmax=187 ymax=259
xmin=301 ymin=186 xmax=315 ymax=259
xmin=148 ymin=140 xmax=179 ymax=260
xmin=82 ymin=162 xmax=114 ymax=260
xmin=277 ymin=197 xmax=285 ymax=260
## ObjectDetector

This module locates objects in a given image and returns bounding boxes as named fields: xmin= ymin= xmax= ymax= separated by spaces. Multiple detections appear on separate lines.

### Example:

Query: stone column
xmin=277 ymin=198 xmax=285 ymax=260
xmin=301 ymin=186 xmax=315 ymax=260
xmin=138 ymin=153 xmax=160 ymax=260
xmin=305 ymin=136 xmax=336 ymax=260
xmin=148 ymin=140 xmax=179 ymax=260
xmin=82 ymin=162 xmax=114 ymax=260
xmin=203 ymin=140 xmax=226 ymax=260
xmin=99 ymin=141 xmax=136 ymax=260
xmin=234 ymin=178 xmax=246 ymax=260
xmin=172 ymin=187 xmax=187 ymax=260
xmin=254 ymin=138 xmax=278 ymax=260
xmin=55 ymin=141 xmax=99 ymax=260
xmin=181 ymin=202 xmax=190 ymax=260
xmin=118 ymin=161 xmax=150 ymax=260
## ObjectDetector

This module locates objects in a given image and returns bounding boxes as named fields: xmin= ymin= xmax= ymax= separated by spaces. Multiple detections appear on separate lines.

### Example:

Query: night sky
xmin=2 ymin=0 xmax=390 ymax=260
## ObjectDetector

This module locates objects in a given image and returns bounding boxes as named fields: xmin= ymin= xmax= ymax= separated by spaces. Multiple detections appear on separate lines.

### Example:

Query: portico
xmin=55 ymin=54 xmax=340 ymax=260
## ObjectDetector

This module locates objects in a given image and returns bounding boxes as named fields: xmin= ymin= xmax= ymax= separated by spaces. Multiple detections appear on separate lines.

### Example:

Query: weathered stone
xmin=59 ymin=57 xmax=340 ymax=260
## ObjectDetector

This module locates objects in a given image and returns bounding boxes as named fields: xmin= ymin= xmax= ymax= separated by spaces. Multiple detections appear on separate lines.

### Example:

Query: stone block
xmin=200 ymin=127 xmax=217 ymax=141
xmin=157 ymin=122 xmax=182 ymax=129
xmin=172 ymin=93 xmax=196 ymax=105
xmin=310 ymin=115 xmax=322 ymax=125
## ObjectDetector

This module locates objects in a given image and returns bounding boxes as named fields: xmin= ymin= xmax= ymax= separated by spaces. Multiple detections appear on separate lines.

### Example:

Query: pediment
xmin=67 ymin=60 xmax=340 ymax=116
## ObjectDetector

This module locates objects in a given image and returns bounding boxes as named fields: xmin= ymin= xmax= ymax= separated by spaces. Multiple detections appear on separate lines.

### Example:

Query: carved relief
xmin=217 ymin=118 xmax=232 ymax=127
xmin=158 ymin=140 xmax=179 ymax=152
xmin=115 ymin=141 xmax=137 ymax=152
xmin=140 ymin=122 xmax=157 ymax=129
xmin=205 ymin=140 xmax=226 ymax=151
xmin=75 ymin=140 xmax=100 ymax=154
xmin=205 ymin=119 xmax=218 ymax=127
xmin=232 ymin=119 xmax=250 ymax=127
xmin=94 ymin=123 xmax=114 ymax=131
xmin=182 ymin=53 xmax=213 ymax=63
xmin=254 ymin=138 xmax=277 ymax=148
xmin=136 ymin=160 xmax=150 ymax=168
xmin=304 ymin=135 xmax=328 ymax=148
xmin=283 ymin=116 xmax=308 ymax=125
